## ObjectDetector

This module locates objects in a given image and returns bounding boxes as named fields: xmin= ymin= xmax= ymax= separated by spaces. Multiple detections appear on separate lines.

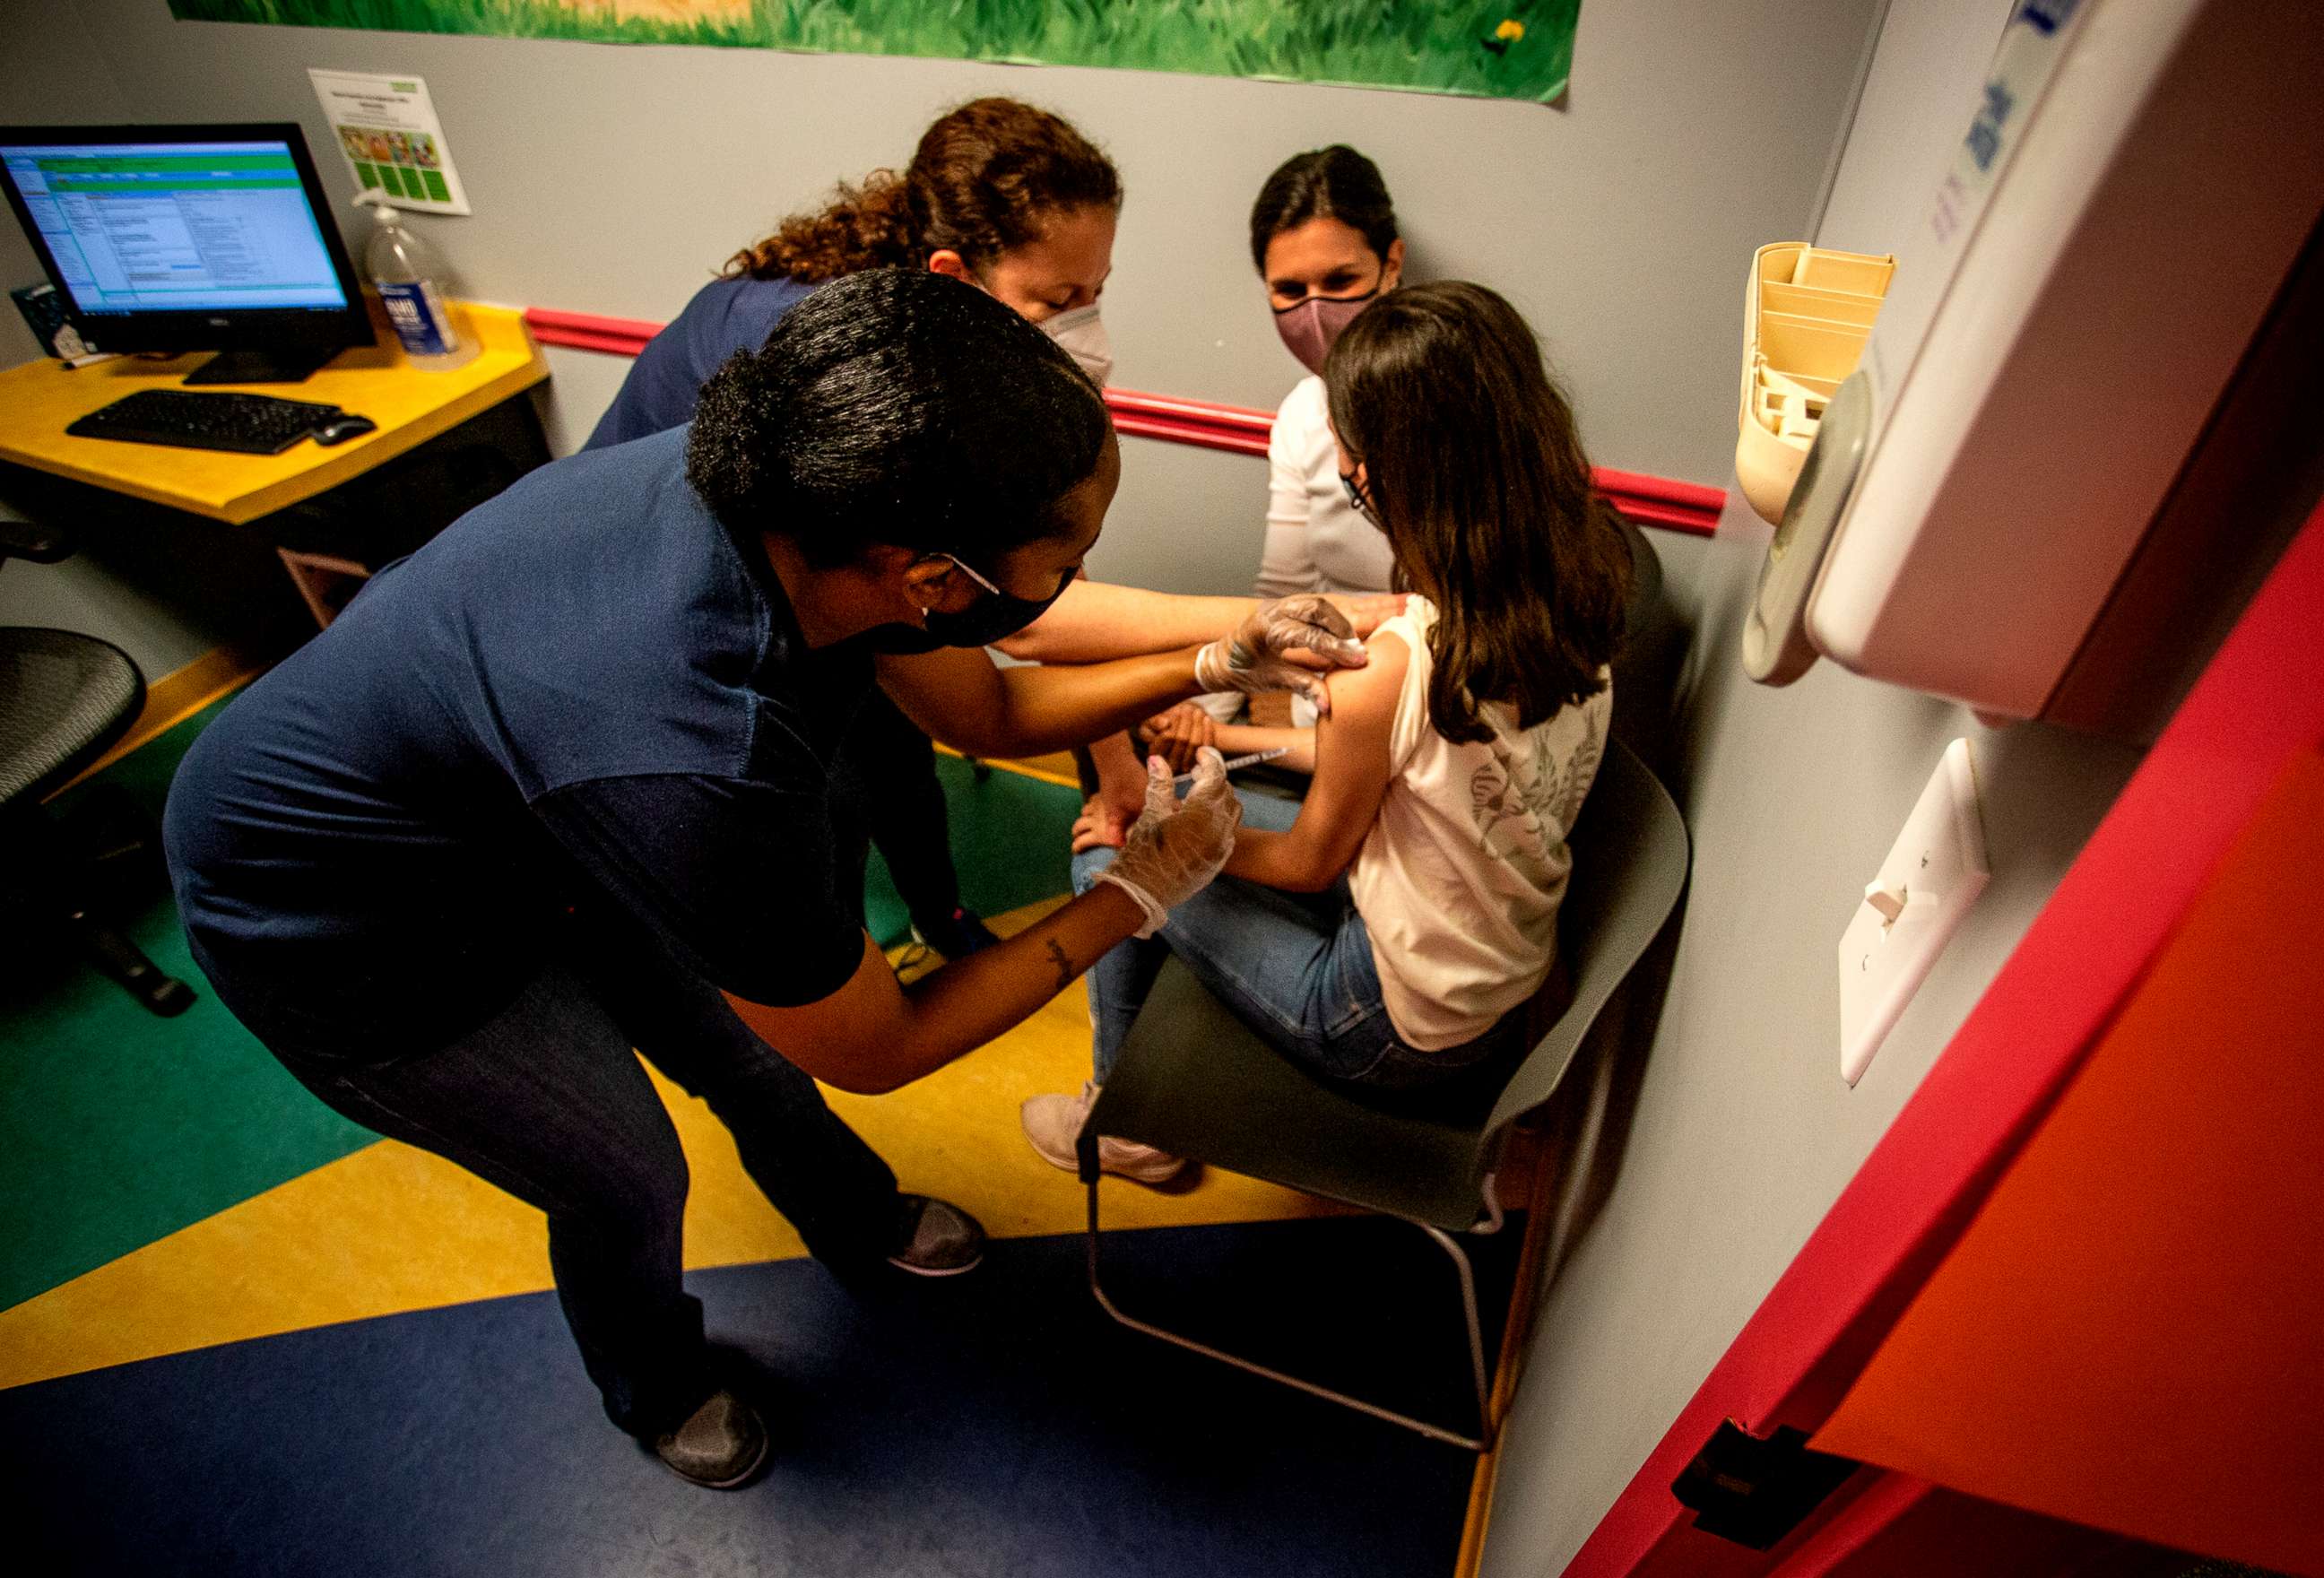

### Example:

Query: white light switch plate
xmin=1839 ymin=738 xmax=1990 ymax=1086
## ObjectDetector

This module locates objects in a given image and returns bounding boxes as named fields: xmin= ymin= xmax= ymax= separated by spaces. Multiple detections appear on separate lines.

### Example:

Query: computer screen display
xmin=1 ymin=136 xmax=350 ymax=317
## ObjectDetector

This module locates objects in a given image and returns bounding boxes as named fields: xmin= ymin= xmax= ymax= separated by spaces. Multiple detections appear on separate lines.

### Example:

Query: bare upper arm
xmin=1323 ymin=627 xmax=1409 ymax=735
xmin=1272 ymin=629 xmax=1407 ymax=881
xmin=993 ymin=579 xmax=1249 ymax=663
xmin=874 ymin=646 xmax=1010 ymax=756
xmin=726 ymin=932 xmax=915 ymax=1095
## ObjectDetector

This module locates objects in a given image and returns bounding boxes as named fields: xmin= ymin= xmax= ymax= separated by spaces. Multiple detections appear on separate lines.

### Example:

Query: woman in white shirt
xmin=1245 ymin=145 xmax=1406 ymax=611
xmin=1026 ymin=282 xmax=1634 ymax=1181
xmin=1115 ymin=147 xmax=1410 ymax=796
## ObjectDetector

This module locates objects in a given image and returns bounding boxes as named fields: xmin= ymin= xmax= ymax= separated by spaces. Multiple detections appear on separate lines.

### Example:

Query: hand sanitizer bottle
xmin=355 ymin=191 xmax=476 ymax=370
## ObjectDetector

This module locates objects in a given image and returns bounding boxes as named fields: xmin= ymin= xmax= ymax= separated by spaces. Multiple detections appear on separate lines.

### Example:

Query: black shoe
xmin=887 ymin=1193 xmax=986 ymax=1277
xmin=909 ymin=906 xmax=1001 ymax=959
xmin=652 ymin=1389 xmax=769 ymax=1489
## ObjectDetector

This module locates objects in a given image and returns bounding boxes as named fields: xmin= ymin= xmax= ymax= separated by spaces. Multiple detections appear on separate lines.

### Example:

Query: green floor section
xmin=0 ymin=698 xmax=376 ymax=1314
xmin=861 ymin=756 xmax=1080 ymax=946
xmin=2 ymin=704 xmax=1080 ymax=1312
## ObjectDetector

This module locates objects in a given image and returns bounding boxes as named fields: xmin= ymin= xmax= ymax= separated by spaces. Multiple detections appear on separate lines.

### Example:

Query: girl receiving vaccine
xmin=1025 ymin=282 xmax=1634 ymax=1181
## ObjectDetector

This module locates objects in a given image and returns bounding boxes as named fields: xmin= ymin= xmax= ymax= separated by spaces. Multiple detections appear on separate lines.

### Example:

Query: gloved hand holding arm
xmin=1192 ymin=594 xmax=1369 ymax=719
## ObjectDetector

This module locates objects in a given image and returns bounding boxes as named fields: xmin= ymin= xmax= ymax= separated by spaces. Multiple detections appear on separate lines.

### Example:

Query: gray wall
xmin=2 ymin=0 xmax=1883 ymax=671
xmin=0 ymin=3 xmax=219 ymax=676
xmin=0 ymin=4 xmax=131 ymax=363
xmin=1471 ymin=5 xmax=2150 ymax=1573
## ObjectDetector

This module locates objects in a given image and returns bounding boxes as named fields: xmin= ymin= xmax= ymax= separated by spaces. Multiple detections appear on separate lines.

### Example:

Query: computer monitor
xmin=0 ymin=123 xmax=374 ymax=385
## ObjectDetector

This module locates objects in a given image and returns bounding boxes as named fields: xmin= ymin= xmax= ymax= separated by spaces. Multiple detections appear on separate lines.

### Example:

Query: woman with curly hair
xmin=588 ymin=98 xmax=1123 ymax=960
xmin=590 ymin=97 xmax=1121 ymax=450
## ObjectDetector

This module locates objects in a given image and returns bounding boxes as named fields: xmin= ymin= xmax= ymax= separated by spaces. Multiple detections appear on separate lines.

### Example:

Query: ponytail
xmin=725 ymin=98 xmax=1120 ymax=287
xmin=724 ymin=172 xmax=916 ymax=282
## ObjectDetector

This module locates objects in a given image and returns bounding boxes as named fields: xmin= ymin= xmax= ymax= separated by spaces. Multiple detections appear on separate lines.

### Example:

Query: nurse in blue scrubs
xmin=587 ymin=98 xmax=1121 ymax=961
xmin=164 ymin=270 xmax=1363 ymax=1488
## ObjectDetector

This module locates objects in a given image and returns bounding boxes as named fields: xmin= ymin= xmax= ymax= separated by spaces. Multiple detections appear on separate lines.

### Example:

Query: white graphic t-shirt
xmin=1348 ymin=596 xmax=1611 ymax=1051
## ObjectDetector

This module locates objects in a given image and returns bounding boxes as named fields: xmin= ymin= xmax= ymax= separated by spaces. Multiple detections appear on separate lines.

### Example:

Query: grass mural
xmin=169 ymin=0 xmax=1580 ymax=104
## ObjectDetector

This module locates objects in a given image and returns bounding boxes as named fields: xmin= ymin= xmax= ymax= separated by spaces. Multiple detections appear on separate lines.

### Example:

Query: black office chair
xmin=1 ymin=511 xmax=195 ymax=1015
xmin=1078 ymin=741 xmax=1688 ymax=1449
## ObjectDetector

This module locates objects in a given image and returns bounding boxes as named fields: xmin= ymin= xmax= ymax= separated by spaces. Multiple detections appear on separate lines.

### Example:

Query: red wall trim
xmin=524 ymin=307 xmax=1726 ymax=534
xmin=525 ymin=308 xmax=663 ymax=358
xmin=1563 ymin=499 xmax=2324 ymax=1576
xmin=1104 ymin=387 xmax=1274 ymax=458
xmin=1592 ymin=467 xmax=1730 ymax=535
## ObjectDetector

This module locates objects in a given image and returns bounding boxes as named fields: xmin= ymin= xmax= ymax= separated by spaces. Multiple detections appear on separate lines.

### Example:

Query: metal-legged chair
xmin=1079 ymin=741 xmax=1688 ymax=1449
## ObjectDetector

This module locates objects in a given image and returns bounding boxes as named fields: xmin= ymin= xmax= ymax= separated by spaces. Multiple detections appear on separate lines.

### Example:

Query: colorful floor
xmin=2 ymin=705 xmax=1513 ymax=1576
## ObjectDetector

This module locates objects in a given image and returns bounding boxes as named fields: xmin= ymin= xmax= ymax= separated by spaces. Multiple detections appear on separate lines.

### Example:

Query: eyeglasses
xmin=941 ymin=552 xmax=1078 ymax=602
xmin=1337 ymin=470 xmax=1377 ymax=522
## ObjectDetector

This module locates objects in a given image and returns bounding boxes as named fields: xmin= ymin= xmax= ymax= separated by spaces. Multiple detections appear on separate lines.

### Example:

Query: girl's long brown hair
xmin=725 ymin=98 xmax=1121 ymax=284
xmin=1325 ymin=281 xmax=1631 ymax=745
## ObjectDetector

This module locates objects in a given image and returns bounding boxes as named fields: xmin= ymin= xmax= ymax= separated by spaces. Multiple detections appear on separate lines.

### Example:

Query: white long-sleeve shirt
xmin=1198 ymin=376 xmax=1399 ymax=724
xmin=1256 ymin=375 xmax=1400 ymax=598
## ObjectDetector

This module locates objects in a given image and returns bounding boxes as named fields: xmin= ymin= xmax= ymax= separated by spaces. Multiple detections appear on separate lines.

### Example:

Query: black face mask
xmin=864 ymin=553 xmax=1077 ymax=654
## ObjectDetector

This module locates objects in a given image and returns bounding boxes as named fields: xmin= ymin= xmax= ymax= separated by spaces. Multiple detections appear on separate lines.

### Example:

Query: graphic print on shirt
xmin=1469 ymin=697 xmax=1603 ymax=871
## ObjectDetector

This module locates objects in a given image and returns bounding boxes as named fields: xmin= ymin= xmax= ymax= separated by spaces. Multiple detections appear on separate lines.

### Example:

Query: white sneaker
xmin=1020 ymin=1081 xmax=1185 ymax=1184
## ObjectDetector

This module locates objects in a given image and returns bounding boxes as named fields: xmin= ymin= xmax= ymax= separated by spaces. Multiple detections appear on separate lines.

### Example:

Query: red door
xmin=1561 ymin=503 xmax=2324 ymax=1578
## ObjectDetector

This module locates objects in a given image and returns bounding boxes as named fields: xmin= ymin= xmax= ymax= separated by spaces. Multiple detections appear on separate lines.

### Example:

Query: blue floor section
xmin=3 ymin=1215 xmax=1519 ymax=1577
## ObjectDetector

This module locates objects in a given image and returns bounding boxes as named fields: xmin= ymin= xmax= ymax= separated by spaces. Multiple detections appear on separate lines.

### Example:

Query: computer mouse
xmin=314 ymin=415 xmax=377 ymax=446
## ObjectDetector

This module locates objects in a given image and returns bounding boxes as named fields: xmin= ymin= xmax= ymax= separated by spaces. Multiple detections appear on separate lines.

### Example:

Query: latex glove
xmin=1140 ymin=702 xmax=1219 ymax=776
xmin=1193 ymin=594 xmax=1368 ymax=718
xmin=1324 ymin=591 xmax=1409 ymax=639
xmin=1094 ymin=749 xmax=1243 ymax=937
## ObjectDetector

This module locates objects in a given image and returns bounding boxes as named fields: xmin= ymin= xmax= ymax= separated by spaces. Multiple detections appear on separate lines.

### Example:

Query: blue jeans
xmin=1075 ymin=788 xmax=1522 ymax=1089
xmin=257 ymin=906 xmax=904 ymax=1437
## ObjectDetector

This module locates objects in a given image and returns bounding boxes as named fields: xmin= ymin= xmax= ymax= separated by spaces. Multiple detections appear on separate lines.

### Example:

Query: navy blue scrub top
xmin=164 ymin=426 xmax=873 ymax=1063
xmin=585 ymin=275 xmax=815 ymax=450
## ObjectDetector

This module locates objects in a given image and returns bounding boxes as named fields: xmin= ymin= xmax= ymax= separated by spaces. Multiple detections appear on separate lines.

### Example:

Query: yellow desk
xmin=0 ymin=300 xmax=547 ymax=526
xmin=0 ymin=301 xmax=550 ymax=626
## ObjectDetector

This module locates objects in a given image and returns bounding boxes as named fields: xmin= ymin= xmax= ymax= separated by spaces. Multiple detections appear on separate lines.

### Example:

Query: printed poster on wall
xmin=308 ymin=68 xmax=472 ymax=214
xmin=189 ymin=2 xmax=1579 ymax=107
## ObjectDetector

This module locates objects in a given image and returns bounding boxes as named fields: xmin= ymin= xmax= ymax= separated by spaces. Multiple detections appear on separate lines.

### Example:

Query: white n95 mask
xmin=1041 ymin=304 xmax=1113 ymax=386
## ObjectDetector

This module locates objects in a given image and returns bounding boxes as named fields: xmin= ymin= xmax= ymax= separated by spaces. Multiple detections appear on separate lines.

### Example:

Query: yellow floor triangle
xmin=0 ymin=900 xmax=1341 ymax=1392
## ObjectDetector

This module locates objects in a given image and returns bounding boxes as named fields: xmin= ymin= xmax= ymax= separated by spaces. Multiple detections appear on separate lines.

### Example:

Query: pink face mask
xmin=1272 ymin=290 xmax=1377 ymax=376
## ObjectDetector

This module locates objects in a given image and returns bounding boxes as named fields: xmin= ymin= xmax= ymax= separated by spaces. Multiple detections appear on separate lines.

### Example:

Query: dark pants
xmin=275 ymin=913 xmax=904 ymax=1436
xmin=836 ymin=689 xmax=963 ymax=929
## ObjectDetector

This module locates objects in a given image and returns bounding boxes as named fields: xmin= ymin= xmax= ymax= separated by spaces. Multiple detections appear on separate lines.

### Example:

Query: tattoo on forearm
xmin=1045 ymin=938 xmax=1075 ymax=993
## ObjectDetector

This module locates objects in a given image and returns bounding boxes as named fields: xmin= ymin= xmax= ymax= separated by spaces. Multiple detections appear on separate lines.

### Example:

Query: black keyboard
xmin=66 ymin=390 xmax=346 ymax=455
